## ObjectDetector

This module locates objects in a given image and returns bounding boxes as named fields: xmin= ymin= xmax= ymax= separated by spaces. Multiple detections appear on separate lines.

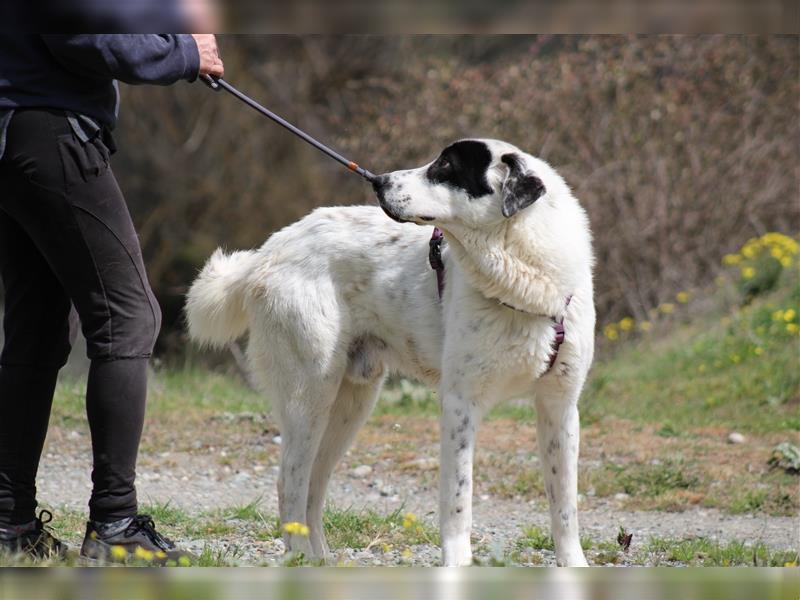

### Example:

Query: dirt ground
xmin=36 ymin=410 xmax=799 ymax=566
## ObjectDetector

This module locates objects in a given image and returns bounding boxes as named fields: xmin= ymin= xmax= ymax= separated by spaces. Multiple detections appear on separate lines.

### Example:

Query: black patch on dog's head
xmin=501 ymin=152 xmax=546 ymax=218
xmin=426 ymin=140 xmax=493 ymax=198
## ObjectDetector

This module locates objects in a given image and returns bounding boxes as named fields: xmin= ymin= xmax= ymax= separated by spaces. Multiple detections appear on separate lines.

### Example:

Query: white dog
xmin=186 ymin=139 xmax=595 ymax=566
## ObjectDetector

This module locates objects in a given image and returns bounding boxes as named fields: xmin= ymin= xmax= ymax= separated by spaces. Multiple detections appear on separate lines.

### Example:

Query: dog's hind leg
xmin=306 ymin=375 xmax=384 ymax=560
xmin=275 ymin=375 xmax=341 ymax=560
xmin=535 ymin=387 xmax=588 ymax=567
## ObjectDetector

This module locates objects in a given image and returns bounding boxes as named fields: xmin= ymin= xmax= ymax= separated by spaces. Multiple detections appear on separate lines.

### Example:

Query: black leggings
xmin=0 ymin=109 xmax=160 ymax=524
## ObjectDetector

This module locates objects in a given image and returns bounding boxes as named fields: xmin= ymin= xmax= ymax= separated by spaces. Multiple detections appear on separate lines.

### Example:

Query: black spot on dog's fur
xmin=426 ymin=140 xmax=493 ymax=198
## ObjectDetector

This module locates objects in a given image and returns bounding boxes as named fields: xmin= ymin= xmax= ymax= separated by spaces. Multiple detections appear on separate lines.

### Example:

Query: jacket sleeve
xmin=41 ymin=35 xmax=200 ymax=85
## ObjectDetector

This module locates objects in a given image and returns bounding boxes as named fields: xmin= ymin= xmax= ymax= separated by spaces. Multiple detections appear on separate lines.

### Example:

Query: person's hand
xmin=191 ymin=34 xmax=224 ymax=78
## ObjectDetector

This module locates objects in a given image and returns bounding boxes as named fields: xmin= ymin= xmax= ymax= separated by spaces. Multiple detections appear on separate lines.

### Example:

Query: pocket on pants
xmin=56 ymin=132 xmax=110 ymax=190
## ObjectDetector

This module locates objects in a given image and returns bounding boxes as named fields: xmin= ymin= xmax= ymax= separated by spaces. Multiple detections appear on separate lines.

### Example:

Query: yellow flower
xmin=770 ymin=247 xmax=783 ymax=259
xmin=283 ymin=522 xmax=310 ymax=537
xmin=676 ymin=291 xmax=690 ymax=304
xmin=658 ymin=303 xmax=675 ymax=314
xmin=780 ymin=256 xmax=793 ymax=268
xmin=772 ymin=310 xmax=785 ymax=321
xmin=110 ymin=545 xmax=128 ymax=561
xmin=382 ymin=543 xmax=394 ymax=553
xmin=723 ymin=254 xmax=741 ymax=266
xmin=134 ymin=546 xmax=155 ymax=562
xmin=785 ymin=561 xmax=798 ymax=567
xmin=783 ymin=309 xmax=796 ymax=322
xmin=402 ymin=512 xmax=418 ymax=529
xmin=753 ymin=347 xmax=764 ymax=356
xmin=603 ymin=324 xmax=619 ymax=341
xmin=787 ymin=323 xmax=799 ymax=334
xmin=401 ymin=548 xmax=413 ymax=560
xmin=741 ymin=266 xmax=755 ymax=279
xmin=730 ymin=354 xmax=741 ymax=364
xmin=741 ymin=246 xmax=756 ymax=258
xmin=638 ymin=320 xmax=652 ymax=332
xmin=178 ymin=556 xmax=192 ymax=567
xmin=619 ymin=317 xmax=634 ymax=332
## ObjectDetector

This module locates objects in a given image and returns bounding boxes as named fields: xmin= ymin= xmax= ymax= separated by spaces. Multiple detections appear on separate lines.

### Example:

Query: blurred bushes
xmin=109 ymin=35 xmax=798 ymax=355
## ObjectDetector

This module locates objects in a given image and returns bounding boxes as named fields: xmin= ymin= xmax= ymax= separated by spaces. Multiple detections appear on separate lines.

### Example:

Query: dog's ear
xmin=500 ymin=153 xmax=546 ymax=218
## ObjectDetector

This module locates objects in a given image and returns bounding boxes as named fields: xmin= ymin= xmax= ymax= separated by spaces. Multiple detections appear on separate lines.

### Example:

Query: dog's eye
xmin=439 ymin=158 xmax=451 ymax=170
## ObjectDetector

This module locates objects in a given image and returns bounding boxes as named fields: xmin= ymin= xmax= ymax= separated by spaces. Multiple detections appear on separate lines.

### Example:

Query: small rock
xmin=351 ymin=465 xmax=373 ymax=478
xmin=272 ymin=435 xmax=282 ymax=445
xmin=479 ymin=494 xmax=490 ymax=501
xmin=614 ymin=492 xmax=630 ymax=501
xmin=728 ymin=432 xmax=746 ymax=444
xmin=67 ymin=430 xmax=82 ymax=440
xmin=232 ymin=471 xmax=251 ymax=483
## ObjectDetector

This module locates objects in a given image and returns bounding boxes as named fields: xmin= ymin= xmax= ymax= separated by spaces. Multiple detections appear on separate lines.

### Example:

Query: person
xmin=0 ymin=32 xmax=224 ymax=563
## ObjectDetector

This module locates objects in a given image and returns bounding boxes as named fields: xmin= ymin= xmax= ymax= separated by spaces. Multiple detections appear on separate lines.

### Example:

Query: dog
xmin=185 ymin=139 xmax=595 ymax=566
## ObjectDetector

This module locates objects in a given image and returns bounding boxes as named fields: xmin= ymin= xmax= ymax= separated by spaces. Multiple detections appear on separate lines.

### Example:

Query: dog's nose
xmin=371 ymin=174 xmax=390 ymax=192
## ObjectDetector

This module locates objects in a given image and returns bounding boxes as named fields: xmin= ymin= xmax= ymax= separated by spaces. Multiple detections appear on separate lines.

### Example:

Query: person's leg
xmin=0 ymin=209 xmax=74 ymax=527
xmin=0 ymin=109 xmax=161 ymax=525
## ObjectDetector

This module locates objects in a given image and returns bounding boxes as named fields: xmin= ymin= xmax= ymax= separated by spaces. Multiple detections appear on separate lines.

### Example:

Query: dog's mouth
xmin=377 ymin=197 xmax=414 ymax=224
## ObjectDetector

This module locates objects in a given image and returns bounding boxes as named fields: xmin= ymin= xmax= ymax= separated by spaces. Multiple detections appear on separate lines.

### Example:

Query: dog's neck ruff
xmin=428 ymin=227 xmax=571 ymax=374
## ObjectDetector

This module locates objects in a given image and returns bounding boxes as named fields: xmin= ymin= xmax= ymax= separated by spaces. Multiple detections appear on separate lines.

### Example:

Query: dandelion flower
xmin=783 ymin=309 xmax=796 ymax=322
xmin=676 ymin=291 xmax=690 ymax=303
xmin=780 ymin=256 xmax=792 ymax=268
xmin=619 ymin=317 xmax=634 ymax=332
xmin=723 ymin=254 xmax=741 ymax=266
xmin=787 ymin=323 xmax=799 ymax=334
xmin=283 ymin=522 xmax=310 ymax=537
xmin=402 ymin=513 xmax=418 ymax=529
xmin=603 ymin=324 xmax=619 ymax=341
xmin=753 ymin=347 xmax=764 ymax=356
xmin=741 ymin=266 xmax=755 ymax=279
xmin=639 ymin=321 xmax=652 ymax=332
xmin=110 ymin=545 xmax=128 ymax=561
xmin=134 ymin=546 xmax=155 ymax=562
xmin=658 ymin=303 xmax=675 ymax=314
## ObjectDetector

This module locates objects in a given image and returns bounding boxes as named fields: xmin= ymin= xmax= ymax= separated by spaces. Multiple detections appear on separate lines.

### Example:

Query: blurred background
xmin=103 ymin=34 xmax=797 ymax=360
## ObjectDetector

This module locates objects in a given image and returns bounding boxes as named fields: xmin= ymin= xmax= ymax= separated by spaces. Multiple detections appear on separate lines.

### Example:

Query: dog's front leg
xmin=439 ymin=392 xmax=482 ymax=566
xmin=536 ymin=391 xmax=588 ymax=566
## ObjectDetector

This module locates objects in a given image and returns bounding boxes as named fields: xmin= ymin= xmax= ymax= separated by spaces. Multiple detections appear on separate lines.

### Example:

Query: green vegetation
xmin=644 ymin=536 xmax=799 ymax=567
xmin=583 ymin=273 xmax=800 ymax=434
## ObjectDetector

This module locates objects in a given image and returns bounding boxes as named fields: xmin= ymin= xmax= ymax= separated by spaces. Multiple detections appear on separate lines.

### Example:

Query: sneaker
xmin=0 ymin=509 xmax=67 ymax=560
xmin=80 ymin=514 xmax=196 ymax=565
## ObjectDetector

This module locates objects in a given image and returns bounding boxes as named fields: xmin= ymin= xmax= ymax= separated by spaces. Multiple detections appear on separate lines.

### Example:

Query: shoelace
xmin=123 ymin=515 xmax=174 ymax=552
xmin=36 ymin=509 xmax=54 ymax=528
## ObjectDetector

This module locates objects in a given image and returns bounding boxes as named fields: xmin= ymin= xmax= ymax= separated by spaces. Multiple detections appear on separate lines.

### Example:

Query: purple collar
xmin=427 ymin=228 xmax=571 ymax=374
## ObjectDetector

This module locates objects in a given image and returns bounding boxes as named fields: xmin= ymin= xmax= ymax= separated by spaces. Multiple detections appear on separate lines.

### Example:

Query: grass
xmin=643 ymin=536 xmax=799 ymax=567
xmin=582 ymin=275 xmax=800 ymax=434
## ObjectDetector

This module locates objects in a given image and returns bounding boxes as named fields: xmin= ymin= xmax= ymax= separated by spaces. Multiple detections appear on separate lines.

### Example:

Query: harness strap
xmin=429 ymin=227 xmax=445 ymax=298
xmin=428 ymin=228 xmax=571 ymax=375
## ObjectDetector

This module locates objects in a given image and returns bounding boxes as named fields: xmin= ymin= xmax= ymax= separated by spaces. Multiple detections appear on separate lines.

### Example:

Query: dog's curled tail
xmin=185 ymin=248 xmax=258 ymax=348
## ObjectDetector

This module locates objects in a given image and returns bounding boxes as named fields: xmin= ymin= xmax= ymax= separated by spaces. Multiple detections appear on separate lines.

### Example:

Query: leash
xmin=199 ymin=74 xmax=376 ymax=183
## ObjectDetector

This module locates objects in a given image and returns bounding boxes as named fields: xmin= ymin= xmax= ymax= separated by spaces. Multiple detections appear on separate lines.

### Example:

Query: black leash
xmin=200 ymin=74 xmax=375 ymax=182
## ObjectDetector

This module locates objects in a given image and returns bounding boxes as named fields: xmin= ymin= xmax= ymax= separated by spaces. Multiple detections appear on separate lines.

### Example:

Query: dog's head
xmin=372 ymin=139 xmax=552 ymax=227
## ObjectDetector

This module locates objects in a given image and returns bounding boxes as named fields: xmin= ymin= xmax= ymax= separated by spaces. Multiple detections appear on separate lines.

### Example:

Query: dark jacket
xmin=0 ymin=34 xmax=200 ymax=129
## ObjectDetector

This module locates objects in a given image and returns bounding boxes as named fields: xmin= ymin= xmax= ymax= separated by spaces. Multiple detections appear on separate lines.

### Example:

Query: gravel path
xmin=37 ymin=430 xmax=799 ymax=566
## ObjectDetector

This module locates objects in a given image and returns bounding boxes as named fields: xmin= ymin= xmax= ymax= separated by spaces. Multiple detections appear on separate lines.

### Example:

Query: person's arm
xmin=40 ymin=34 xmax=215 ymax=85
